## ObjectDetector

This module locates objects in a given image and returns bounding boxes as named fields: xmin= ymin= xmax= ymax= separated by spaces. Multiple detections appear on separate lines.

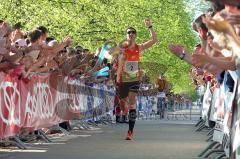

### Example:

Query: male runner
xmin=110 ymin=19 xmax=157 ymax=140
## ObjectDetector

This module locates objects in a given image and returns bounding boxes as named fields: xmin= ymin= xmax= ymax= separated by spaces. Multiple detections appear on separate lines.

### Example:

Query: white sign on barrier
xmin=0 ymin=82 xmax=21 ymax=126
xmin=209 ymin=88 xmax=219 ymax=123
xmin=222 ymin=71 xmax=238 ymax=158
xmin=213 ymin=119 xmax=224 ymax=143
xmin=25 ymin=83 xmax=54 ymax=120
xmin=233 ymin=82 xmax=240 ymax=158
xmin=202 ymin=82 xmax=212 ymax=126
xmin=212 ymin=73 xmax=230 ymax=146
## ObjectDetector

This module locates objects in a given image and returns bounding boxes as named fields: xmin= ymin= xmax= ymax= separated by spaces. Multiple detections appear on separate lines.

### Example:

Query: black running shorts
xmin=118 ymin=81 xmax=140 ymax=99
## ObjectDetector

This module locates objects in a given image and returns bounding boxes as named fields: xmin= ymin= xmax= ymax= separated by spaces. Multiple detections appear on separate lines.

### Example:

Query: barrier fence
xmin=136 ymin=95 xmax=200 ymax=121
xmin=0 ymin=72 xmax=115 ymax=140
xmin=195 ymin=70 xmax=240 ymax=159
xmin=4 ymin=68 xmax=239 ymax=159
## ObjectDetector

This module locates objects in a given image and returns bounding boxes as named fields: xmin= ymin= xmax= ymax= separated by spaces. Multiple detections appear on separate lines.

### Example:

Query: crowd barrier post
xmin=198 ymin=141 xmax=220 ymax=157
xmin=9 ymin=136 xmax=27 ymax=149
xmin=36 ymin=130 xmax=52 ymax=142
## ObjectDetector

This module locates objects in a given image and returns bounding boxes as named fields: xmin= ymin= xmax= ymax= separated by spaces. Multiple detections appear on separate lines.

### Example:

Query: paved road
xmin=0 ymin=120 xmax=208 ymax=159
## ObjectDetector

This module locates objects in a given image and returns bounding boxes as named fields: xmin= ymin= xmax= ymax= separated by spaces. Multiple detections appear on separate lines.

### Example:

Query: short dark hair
xmin=195 ymin=43 xmax=201 ymax=48
xmin=37 ymin=26 xmax=48 ymax=35
xmin=194 ymin=14 xmax=208 ymax=32
xmin=46 ymin=37 xmax=55 ymax=44
xmin=28 ymin=29 xmax=42 ymax=43
xmin=13 ymin=22 xmax=22 ymax=29
xmin=26 ymin=38 xmax=30 ymax=45
xmin=126 ymin=27 xmax=137 ymax=33
xmin=83 ymin=48 xmax=89 ymax=52
xmin=210 ymin=2 xmax=225 ymax=12
xmin=75 ymin=45 xmax=84 ymax=51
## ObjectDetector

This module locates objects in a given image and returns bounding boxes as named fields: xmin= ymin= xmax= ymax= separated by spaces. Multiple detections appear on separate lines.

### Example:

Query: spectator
xmin=37 ymin=26 xmax=48 ymax=43
xmin=10 ymin=22 xmax=25 ymax=43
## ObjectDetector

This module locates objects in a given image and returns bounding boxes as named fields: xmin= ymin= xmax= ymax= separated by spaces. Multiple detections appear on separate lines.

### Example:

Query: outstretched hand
xmin=168 ymin=44 xmax=185 ymax=57
xmin=144 ymin=19 xmax=152 ymax=28
xmin=191 ymin=53 xmax=223 ymax=75
xmin=63 ymin=36 xmax=73 ymax=46
xmin=202 ymin=17 xmax=235 ymax=36
xmin=191 ymin=53 xmax=209 ymax=68
xmin=0 ymin=22 xmax=10 ymax=37
xmin=224 ymin=14 xmax=240 ymax=28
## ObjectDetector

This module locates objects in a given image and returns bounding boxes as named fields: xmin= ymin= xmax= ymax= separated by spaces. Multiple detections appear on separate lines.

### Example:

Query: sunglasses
xmin=127 ymin=30 xmax=136 ymax=34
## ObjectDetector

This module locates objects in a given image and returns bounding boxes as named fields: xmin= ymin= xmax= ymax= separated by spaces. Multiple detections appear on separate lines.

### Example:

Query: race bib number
xmin=125 ymin=61 xmax=138 ymax=73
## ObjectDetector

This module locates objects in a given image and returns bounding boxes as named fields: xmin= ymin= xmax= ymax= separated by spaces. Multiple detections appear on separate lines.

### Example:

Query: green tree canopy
xmin=0 ymin=0 xmax=200 ymax=97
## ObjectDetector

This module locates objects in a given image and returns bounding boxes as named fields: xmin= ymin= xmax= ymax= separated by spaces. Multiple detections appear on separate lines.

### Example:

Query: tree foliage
xmin=184 ymin=0 xmax=210 ymax=20
xmin=0 ymin=0 xmax=198 ymax=96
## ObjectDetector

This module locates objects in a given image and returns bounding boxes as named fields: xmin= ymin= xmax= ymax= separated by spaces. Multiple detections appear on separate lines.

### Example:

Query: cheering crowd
xmin=169 ymin=0 xmax=240 ymax=91
xmin=0 ymin=21 xmax=112 ymax=83
xmin=169 ymin=0 xmax=240 ymax=158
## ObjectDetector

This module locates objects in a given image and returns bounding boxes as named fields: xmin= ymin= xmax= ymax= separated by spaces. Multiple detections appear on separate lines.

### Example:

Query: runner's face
xmin=126 ymin=29 xmax=136 ymax=41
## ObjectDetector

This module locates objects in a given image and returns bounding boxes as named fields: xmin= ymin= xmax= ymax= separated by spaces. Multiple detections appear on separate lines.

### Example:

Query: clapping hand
xmin=168 ymin=44 xmax=185 ymax=57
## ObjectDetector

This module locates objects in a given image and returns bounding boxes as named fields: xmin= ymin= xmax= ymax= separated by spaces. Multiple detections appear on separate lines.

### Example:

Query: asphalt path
xmin=0 ymin=120 xmax=208 ymax=159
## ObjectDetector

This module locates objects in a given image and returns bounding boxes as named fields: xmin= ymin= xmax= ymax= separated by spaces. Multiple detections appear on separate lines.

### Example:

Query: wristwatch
xmin=179 ymin=51 xmax=186 ymax=60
